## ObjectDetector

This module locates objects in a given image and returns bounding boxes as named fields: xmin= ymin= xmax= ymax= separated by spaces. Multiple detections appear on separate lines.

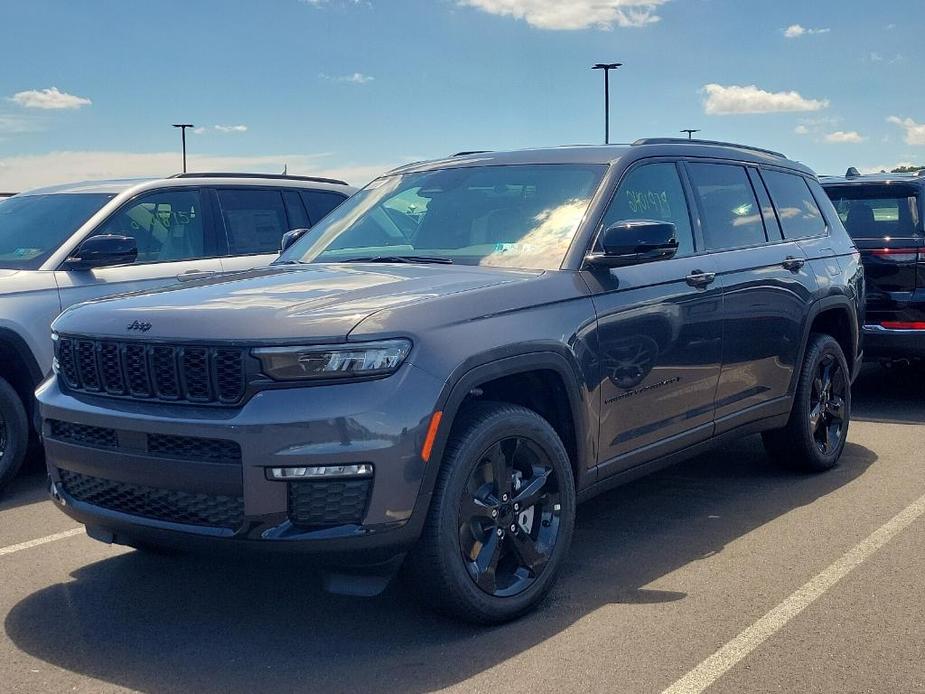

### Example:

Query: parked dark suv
xmin=38 ymin=140 xmax=863 ymax=623
xmin=821 ymin=168 xmax=925 ymax=364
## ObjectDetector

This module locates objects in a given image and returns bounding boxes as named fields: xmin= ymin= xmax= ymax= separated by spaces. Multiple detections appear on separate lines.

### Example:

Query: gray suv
xmin=37 ymin=141 xmax=863 ymax=623
xmin=0 ymin=173 xmax=354 ymax=489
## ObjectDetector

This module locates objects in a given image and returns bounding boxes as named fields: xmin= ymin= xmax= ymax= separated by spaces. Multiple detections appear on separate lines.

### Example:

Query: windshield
xmin=281 ymin=164 xmax=606 ymax=270
xmin=0 ymin=193 xmax=115 ymax=269
xmin=825 ymin=185 xmax=922 ymax=239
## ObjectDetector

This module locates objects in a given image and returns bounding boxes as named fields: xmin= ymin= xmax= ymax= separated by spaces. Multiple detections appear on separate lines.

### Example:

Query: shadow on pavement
xmin=5 ymin=435 xmax=877 ymax=693
xmin=0 ymin=462 xmax=48 ymax=513
xmin=851 ymin=363 xmax=925 ymax=425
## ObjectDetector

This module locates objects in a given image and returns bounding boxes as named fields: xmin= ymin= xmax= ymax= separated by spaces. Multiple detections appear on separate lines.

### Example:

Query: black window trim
xmin=58 ymin=185 xmax=224 ymax=270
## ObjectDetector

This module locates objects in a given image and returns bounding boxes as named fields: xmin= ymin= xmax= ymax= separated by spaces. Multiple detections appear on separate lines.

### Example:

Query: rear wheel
xmin=763 ymin=333 xmax=850 ymax=472
xmin=406 ymin=402 xmax=576 ymax=624
xmin=0 ymin=377 xmax=28 ymax=493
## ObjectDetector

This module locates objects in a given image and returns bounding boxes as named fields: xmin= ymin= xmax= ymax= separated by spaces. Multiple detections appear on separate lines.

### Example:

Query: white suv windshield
xmin=0 ymin=193 xmax=114 ymax=269
xmin=282 ymin=164 xmax=606 ymax=270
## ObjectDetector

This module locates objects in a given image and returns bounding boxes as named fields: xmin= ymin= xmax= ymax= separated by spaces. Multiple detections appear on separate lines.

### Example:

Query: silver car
xmin=0 ymin=172 xmax=355 ymax=489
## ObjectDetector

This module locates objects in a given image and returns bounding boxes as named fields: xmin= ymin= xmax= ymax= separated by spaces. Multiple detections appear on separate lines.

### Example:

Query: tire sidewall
xmin=0 ymin=377 xmax=28 ymax=489
xmin=433 ymin=405 xmax=576 ymax=622
xmin=794 ymin=335 xmax=851 ymax=469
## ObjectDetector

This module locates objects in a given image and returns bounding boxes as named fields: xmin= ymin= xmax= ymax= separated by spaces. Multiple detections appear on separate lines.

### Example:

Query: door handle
xmin=177 ymin=270 xmax=215 ymax=282
xmin=685 ymin=271 xmax=716 ymax=288
xmin=782 ymin=256 xmax=805 ymax=271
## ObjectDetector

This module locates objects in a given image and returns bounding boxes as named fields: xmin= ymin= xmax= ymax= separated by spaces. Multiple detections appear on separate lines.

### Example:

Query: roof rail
xmin=168 ymin=172 xmax=349 ymax=186
xmin=845 ymin=167 xmax=862 ymax=178
xmin=631 ymin=138 xmax=787 ymax=159
xmin=451 ymin=150 xmax=491 ymax=157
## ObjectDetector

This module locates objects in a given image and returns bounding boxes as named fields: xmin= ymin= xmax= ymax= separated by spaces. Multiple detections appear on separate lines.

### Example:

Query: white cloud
xmin=0 ymin=150 xmax=397 ymax=191
xmin=859 ymin=162 xmax=917 ymax=174
xmin=702 ymin=84 xmax=829 ymax=115
xmin=783 ymin=24 xmax=830 ymax=38
xmin=320 ymin=72 xmax=374 ymax=84
xmin=887 ymin=116 xmax=925 ymax=145
xmin=823 ymin=130 xmax=865 ymax=144
xmin=192 ymin=127 xmax=206 ymax=135
xmin=213 ymin=124 xmax=248 ymax=133
xmin=0 ymin=114 xmax=43 ymax=134
xmin=10 ymin=87 xmax=91 ymax=110
xmin=794 ymin=124 xmax=810 ymax=135
xmin=457 ymin=0 xmax=668 ymax=30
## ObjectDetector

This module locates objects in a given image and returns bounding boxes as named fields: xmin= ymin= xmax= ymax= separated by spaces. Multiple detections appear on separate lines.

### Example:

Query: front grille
xmin=48 ymin=420 xmax=117 ymax=449
xmin=148 ymin=433 xmax=242 ymax=464
xmin=56 ymin=336 xmax=247 ymax=405
xmin=59 ymin=469 xmax=244 ymax=529
xmin=288 ymin=479 xmax=372 ymax=528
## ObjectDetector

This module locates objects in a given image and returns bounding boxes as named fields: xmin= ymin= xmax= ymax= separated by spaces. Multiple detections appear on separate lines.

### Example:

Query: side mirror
xmin=585 ymin=220 xmax=679 ymax=268
xmin=280 ymin=227 xmax=311 ymax=253
xmin=65 ymin=235 xmax=138 ymax=270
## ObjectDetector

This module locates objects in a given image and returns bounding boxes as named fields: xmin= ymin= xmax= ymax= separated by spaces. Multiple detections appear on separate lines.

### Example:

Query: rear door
xmin=684 ymin=162 xmax=817 ymax=432
xmin=54 ymin=187 xmax=225 ymax=310
xmin=824 ymin=183 xmax=924 ymax=328
xmin=585 ymin=160 xmax=723 ymax=472
xmin=212 ymin=188 xmax=292 ymax=273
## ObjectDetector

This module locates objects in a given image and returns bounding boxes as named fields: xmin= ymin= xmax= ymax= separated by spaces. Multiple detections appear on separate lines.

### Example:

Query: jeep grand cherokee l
xmin=37 ymin=140 xmax=863 ymax=623
xmin=0 ymin=173 xmax=354 ymax=491
xmin=821 ymin=168 xmax=924 ymax=364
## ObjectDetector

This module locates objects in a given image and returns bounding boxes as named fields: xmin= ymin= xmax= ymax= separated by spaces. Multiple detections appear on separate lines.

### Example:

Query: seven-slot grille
xmin=55 ymin=336 xmax=246 ymax=404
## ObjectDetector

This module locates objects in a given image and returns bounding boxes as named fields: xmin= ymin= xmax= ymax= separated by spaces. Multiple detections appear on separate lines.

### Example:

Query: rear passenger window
xmin=687 ymin=163 xmax=766 ymax=250
xmin=300 ymin=190 xmax=347 ymax=225
xmin=762 ymin=170 xmax=827 ymax=239
xmin=216 ymin=189 xmax=288 ymax=255
xmin=601 ymin=162 xmax=695 ymax=257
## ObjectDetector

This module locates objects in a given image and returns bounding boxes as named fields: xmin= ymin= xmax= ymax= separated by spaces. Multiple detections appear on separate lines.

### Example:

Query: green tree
xmin=890 ymin=165 xmax=925 ymax=173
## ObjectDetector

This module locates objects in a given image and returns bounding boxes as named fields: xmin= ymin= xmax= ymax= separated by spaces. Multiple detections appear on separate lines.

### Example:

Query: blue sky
xmin=1 ymin=0 xmax=924 ymax=190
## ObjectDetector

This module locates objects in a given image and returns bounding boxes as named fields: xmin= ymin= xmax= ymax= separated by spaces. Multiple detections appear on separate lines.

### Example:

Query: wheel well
xmin=0 ymin=340 xmax=39 ymax=429
xmin=809 ymin=307 xmax=855 ymax=372
xmin=457 ymin=369 xmax=579 ymax=477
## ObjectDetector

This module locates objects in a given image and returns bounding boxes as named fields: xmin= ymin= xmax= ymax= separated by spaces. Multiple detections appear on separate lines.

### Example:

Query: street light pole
xmin=681 ymin=129 xmax=701 ymax=141
xmin=592 ymin=63 xmax=622 ymax=144
xmin=171 ymin=123 xmax=195 ymax=173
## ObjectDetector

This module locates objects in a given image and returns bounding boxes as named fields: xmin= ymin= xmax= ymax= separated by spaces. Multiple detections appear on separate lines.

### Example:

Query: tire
xmin=405 ymin=402 xmax=576 ymax=624
xmin=0 ymin=376 xmax=29 ymax=493
xmin=762 ymin=333 xmax=851 ymax=472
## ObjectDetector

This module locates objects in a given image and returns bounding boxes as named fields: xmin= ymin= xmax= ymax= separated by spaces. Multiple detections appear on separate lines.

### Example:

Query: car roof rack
xmin=169 ymin=172 xmax=349 ymax=186
xmin=451 ymin=150 xmax=492 ymax=157
xmin=631 ymin=138 xmax=787 ymax=159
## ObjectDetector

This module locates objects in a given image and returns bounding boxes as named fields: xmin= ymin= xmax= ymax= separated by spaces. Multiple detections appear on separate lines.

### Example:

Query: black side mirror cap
xmin=585 ymin=220 xmax=679 ymax=268
xmin=280 ymin=227 xmax=311 ymax=253
xmin=65 ymin=235 xmax=138 ymax=270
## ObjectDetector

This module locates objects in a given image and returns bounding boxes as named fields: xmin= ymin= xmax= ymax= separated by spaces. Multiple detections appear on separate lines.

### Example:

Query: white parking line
xmin=661 ymin=490 xmax=925 ymax=694
xmin=0 ymin=527 xmax=84 ymax=557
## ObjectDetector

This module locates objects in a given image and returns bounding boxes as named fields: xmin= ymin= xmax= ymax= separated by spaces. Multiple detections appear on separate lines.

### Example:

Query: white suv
xmin=0 ymin=172 xmax=355 ymax=489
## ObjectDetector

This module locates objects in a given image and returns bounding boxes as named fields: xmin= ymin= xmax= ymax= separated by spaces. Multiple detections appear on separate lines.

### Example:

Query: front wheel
xmin=0 ymin=376 xmax=29 ymax=493
xmin=405 ymin=402 xmax=576 ymax=624
xmin=763 ymin=333 xmax=851 ymax=472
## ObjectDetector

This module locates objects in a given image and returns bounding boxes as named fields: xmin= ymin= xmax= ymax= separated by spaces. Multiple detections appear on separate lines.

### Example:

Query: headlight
xmin=253 ymin=339 xmax=411 ymax=381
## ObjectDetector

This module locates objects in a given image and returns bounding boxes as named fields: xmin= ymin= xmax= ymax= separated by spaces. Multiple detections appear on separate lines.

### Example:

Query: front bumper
xmin=862 ymin=324 xmax=925 ymax=360
xmin=36 ymin=363 xmax=445 ymax=561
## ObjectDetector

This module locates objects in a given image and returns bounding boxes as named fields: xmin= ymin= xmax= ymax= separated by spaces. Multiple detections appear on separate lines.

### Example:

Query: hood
xmin=52 ymin=263 xmax=540 ymax=342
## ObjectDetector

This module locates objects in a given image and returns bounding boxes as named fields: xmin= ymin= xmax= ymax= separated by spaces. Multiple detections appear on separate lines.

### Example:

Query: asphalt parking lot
xmin=1 ymin=365 xmax=923 ymax=694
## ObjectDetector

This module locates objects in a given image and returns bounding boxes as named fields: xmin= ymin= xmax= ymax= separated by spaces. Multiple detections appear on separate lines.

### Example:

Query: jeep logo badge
xmin=127 ymin=320 xmax=152 ymax=333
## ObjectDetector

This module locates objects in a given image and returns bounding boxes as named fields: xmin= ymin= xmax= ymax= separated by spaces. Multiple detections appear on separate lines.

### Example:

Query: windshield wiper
xmin=340 ymin=255 xmax=454 ymax=265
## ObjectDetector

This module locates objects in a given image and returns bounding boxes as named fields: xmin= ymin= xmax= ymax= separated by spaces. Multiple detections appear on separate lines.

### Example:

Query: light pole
xmin=681 ymin=129 xmax=701 ymax=140
xmin=172 ymin=123 xmax=195 ymax=173
xmin=591 ymin=63 xmax=622 ymax=144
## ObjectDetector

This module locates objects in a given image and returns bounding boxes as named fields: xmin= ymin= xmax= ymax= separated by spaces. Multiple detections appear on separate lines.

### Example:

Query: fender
xmin=0 ymin=327 xmax=44 ymax=388
xmin=792 ymin=294 xmax=861 ymax=393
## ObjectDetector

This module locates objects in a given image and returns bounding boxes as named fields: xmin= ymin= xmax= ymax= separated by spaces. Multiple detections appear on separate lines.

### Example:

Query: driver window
xmin=600 ymin=163 xmax=695 ymax=257
xmin=94 ymin=189 xmax=208 ymax=263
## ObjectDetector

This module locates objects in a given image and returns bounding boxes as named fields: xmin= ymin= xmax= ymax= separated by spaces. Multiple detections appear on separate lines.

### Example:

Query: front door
xmin=584 ymin=161 xmax=724 ymax=473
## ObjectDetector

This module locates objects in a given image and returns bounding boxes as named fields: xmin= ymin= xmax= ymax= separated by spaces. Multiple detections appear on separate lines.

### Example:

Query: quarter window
xmin=600 ymin=162 xmax=695 ymax=257
xmin=300 ymin=190 xmax=348 ymax=225
xmin=216 ymin=189 xmax=288 ymax=255
xmin=95 ymin=189 xmax=210 ymax=263
xmin=688 ymin=163 xmax=767 ymax=250
xmin=762 ymin=170 xmax=827 ymax=239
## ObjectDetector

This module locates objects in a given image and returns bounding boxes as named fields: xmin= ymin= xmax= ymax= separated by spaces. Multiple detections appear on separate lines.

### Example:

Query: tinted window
xmin=282 ymin=190 xmax=309 ymax=228
xmin=216 ymin=189 xmax=288 ymax=255
xmin=825 ymin=185 xmax=921 ymax=239
xmin=300 ymin=190 xmax=348 ymax=225
xmin=688 ymin=163 xmax=766 ymax=250
xmin=96 ymin=189 xmax=209 ymax=263
xmin=0 ymin=193 xmax=113 ymax=269
xmin=601 ymin=162 xmax=694 ymax=256
xmin=282 ymin=164 xmax=606 ymax=270
xmin=762 ymin=170 xmax=826 ymax=239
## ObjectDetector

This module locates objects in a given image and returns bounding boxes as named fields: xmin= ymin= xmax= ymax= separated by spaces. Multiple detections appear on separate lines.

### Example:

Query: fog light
xmin=266 ymin=464 xmax=373 ymax=480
